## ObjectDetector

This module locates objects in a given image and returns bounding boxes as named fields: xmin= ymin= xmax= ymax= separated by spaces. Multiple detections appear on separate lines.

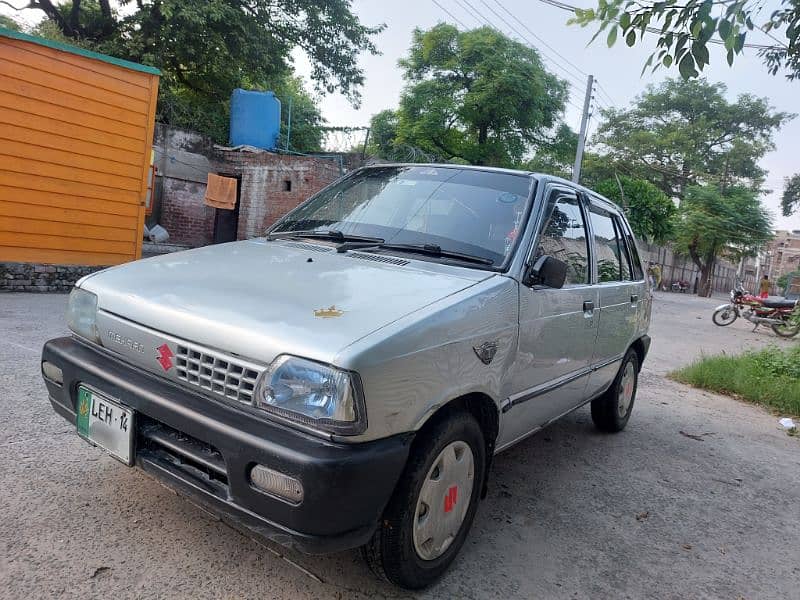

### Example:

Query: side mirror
xmin=524 ymin=255 xmax=567 ymax=289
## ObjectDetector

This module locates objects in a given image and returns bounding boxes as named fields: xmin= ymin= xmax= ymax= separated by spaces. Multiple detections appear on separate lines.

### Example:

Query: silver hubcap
xmin=412 ymin=441 xmax=475 ymax=561
xmin=617 ymin=361 xmax=636 ymax=418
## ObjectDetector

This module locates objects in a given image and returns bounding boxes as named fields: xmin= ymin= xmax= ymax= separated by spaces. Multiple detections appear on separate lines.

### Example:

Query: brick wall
xmin=159 ymin=177 xmax=216 ymax=247
xmin=154 ymin=124 xmax=356 ymax=247
xmin=220 ymin=151 xmax=342 ymax=239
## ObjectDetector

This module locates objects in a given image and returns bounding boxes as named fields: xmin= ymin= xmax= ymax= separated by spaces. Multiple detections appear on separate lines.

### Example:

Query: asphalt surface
xmin=1 ymin=291 xmax=798 ymax=599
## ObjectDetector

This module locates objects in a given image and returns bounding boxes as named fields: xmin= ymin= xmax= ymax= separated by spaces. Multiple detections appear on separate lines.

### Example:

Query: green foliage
xmin=674 ymin=184 xmax=773 ymax=295
xmin=524 ymin=124 xmax=578 ymax=179
xmin=20 ymin=0 xmax=382 ymax=143
xmin=672 ymin=346 xmax=800 ymax=416
xmin=571 ymin=0 xmax=800 ymax=80
xmin=778 ymin=271 xmax=800 ymax=294
xmin=782 ymin=173 xmax=800 ymax=217
xmin=367 ymin=110 xmax=400 ymax=160
xmin=595 ymin=175 xmax=676 ymax=243
xmin=594 ymin=79 xmax=792 ymax=200
xmin=274 ymin=77 xmax=326 ymax=152
xmin=0 ymin=14 xmax=22 ymax=31
xmin=388 ymin=24 xmax=569 ymax=166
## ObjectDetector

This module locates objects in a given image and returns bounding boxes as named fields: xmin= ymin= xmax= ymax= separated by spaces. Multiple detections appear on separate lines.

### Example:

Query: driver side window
xmin=535 ymin=191 xmax=590 ymax=286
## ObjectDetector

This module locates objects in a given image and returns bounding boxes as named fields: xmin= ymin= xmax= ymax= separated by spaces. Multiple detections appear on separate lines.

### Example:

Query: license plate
xmin=76 ymin=386 xmax=134 ymax=465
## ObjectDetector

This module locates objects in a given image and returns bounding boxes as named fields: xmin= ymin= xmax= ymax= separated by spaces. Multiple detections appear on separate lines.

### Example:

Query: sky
xmin=291 ymin=0 xmax=800 ymax=231
xmin=2 ymin=0 xmax=798 ymax=230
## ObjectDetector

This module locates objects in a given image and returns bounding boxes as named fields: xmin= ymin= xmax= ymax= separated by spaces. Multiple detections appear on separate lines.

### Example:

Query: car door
xmin=585 ymin=201 xmax=640 ymax=398
xmin=499 ymin=185 xmax=599 ymax=449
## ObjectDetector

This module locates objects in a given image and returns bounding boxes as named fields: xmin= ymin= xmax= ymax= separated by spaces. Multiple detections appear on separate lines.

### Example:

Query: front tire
xmin=591 ymin=349 xmax=639 ymax=433
xmin=362 ymin=411 xmax=486 ymax=589
xmin=712 ymin=305 xmax=738 ymax=326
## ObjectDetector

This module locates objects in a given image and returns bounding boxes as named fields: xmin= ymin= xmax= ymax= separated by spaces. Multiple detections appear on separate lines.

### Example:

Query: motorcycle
xmin=671 ymin=280 xmax=689 ymax=293
xmin=712 ymin=283 xmax=800 ymax=338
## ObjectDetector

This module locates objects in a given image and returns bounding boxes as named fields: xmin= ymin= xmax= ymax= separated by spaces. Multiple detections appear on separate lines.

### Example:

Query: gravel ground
xmin=1 ymin=291 xmax=798 ymax=599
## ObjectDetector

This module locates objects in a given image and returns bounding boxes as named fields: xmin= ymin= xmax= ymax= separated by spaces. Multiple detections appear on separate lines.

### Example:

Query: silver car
xmin=42 ymin=164 xmax=651 ymax=589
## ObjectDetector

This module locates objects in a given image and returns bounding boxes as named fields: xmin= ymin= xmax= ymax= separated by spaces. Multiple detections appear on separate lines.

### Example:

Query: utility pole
xmin=572 ymin=74 xmax=593 ymax=184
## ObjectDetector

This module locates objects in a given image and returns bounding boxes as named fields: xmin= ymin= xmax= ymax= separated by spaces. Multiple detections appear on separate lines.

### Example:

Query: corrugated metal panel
xmin=0 ymin=31 xmax=159 ymax=266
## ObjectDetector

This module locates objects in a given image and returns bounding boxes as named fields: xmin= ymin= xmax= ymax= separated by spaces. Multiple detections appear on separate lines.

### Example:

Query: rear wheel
xmin=712 ymin=305 xmax=738 ymax=326
xmin=362 ymin=411 xmax=486 ymax=589
xmin=591 ymin=349 xmax=639 ymax=433
xmin=772 ymin=320 xmax=800 ymax=338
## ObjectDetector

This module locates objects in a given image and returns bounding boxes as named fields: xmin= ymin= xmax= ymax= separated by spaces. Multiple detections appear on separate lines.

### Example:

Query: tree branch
xmin=30 ymin=0 xmax=75 ymax=37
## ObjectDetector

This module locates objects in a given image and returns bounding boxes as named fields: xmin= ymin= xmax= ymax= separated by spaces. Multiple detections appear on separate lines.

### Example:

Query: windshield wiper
xmin=349 ymin=242 xmax=494 ymax=266
xmin=267 ymin=229 xmax=384 ymax=244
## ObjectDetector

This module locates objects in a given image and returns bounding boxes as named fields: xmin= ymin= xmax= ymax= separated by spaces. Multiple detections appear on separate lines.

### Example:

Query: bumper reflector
xmin=250 ymin=465 xmax=303 ymax=504
xmin=42 ymin=361 xmax=63 ymax=385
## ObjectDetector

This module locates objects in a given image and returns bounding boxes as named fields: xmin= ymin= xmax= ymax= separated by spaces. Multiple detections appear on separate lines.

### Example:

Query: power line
xmin=453 ymin=0 xmax=486 ymax=26
xmin=491 ymin=0 xmax=590 ymax=77
xmin=431 ymin=0 xmax=470 ymax=29
xmin=435 ymin=0 xmax=588 ymax=100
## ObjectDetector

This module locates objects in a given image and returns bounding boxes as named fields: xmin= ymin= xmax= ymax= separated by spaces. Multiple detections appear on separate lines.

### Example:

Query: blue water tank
xmin=229 ymin=89 xmax=281 ymax=150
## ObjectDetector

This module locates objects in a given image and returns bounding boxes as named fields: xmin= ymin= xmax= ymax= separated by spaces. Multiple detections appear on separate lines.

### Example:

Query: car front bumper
xmin=41 ymin=336 xmax=412 ymax=554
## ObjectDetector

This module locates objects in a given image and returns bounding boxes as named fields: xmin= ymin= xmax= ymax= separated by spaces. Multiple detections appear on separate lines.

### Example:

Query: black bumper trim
xmin=42 ymin=336 xmax=413 ymax=554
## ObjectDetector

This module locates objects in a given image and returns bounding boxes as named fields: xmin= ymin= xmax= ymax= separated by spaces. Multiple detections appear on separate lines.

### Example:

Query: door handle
xmin=630 ymin=294 xmax=639 ymax=304
xmin=583 ymin=300 xmax=594 ymax=313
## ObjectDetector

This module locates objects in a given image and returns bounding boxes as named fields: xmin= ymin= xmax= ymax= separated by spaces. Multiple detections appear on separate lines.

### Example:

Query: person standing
xmin=759 ymin=274 xmax=770 ymax=298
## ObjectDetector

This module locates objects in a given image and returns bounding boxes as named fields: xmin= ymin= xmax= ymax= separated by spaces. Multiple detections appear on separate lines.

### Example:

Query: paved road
xmin=1 ymin=291 xmax=798 ymax=599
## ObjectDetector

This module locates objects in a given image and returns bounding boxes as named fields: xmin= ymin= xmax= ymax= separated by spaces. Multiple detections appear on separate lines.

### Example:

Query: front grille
xmin=174 ymin=343 xmax=263 ymax=405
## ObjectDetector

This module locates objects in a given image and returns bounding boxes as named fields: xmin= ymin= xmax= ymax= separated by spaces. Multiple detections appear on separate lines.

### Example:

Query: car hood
xmin=83 ymin=239 xmax=491 ymax=366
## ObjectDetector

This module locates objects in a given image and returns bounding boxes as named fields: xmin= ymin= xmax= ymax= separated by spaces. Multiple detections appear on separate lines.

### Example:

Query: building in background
xmin=761 ymin=230 xmax=800 ymax=291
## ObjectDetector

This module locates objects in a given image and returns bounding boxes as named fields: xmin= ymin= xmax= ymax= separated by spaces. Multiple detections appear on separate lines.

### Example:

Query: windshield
xmin=270 ymin=166 xmax=533 ymax=267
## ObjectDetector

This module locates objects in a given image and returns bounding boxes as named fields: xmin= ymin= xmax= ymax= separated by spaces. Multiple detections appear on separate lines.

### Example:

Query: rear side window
xmin=617 ymin=217 xmax=644 ymax=280
xmin=534 ymin=191 xmax=590 ymax=285
xmin=588 ymin=208 xmax=633 ymax=282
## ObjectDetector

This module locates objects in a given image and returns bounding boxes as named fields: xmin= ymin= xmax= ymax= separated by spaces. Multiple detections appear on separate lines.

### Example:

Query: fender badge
xmin=473 ymin=341 xmax=498 ymax=365
xmin=314 ymin=305 xmax=344 ymax=318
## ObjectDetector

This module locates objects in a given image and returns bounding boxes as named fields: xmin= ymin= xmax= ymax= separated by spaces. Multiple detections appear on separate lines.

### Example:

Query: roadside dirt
xmin=1 ymin=291 xmax=797 ymax=599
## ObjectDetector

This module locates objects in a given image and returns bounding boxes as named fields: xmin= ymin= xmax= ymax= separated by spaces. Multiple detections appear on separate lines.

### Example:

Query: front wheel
xmin=772 ymin=320 xmax=800 ymax=338
xmin=362 ymin=412 xmax=486 ymax=589
xmin=712 ymin=305 xmax=738 ymax=326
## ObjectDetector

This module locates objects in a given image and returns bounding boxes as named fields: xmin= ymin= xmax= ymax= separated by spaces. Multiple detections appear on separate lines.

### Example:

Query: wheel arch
xmin=412 ymin=392 xmax=500 ymax=498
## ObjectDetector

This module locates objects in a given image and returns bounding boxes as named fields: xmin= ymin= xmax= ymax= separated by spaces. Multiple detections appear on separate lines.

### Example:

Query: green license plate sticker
xmin=76 ymin=386 xmax=91 ymax=437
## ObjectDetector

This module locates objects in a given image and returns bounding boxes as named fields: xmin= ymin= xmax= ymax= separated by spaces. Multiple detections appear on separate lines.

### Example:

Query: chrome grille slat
xmin=174 ymin=343 xmax=263 ymax=405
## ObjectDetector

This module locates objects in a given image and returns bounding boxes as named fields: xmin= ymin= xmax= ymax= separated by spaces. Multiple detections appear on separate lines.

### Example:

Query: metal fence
xmin=641 ymin=243 xmax=757 ymax=296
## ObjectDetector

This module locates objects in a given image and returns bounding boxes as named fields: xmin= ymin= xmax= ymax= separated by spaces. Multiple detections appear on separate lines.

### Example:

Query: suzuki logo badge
xmin=156 ymin=343 xmax=174 ymax=371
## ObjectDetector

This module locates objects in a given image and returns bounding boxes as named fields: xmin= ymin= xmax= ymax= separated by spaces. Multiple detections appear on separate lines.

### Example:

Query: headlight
xmin=66 ymin=287 xmax=100 ymax=344
xmin=254 ymin=356 xmax=366 ymax=435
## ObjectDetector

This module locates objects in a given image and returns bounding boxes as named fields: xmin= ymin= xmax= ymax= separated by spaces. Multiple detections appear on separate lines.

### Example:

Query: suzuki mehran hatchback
xmin=42 ymin=164 xmax=651 ymax=589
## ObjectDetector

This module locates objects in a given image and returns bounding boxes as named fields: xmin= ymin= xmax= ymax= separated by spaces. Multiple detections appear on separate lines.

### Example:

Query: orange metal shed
xmin=0 ymin=28 xmax=160 ymax=266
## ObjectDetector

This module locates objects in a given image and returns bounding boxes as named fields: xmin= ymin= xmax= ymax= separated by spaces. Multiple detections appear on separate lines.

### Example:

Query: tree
xmin=595 ymin=175 xmax=677 ymax=243
xmin=524 ymin=124 xmax=578 ymax=179
xmin=782 ymin=173 xmax=800 ymax=216
xmin=274 ymin=76 xmax=326 ymax=153
xmin=570 ymin=0 xmax=800 ymax=80
xmin=366 ymin=110 xmax=400 ymax=160
xmin=0 ymin=14 xmax=22 ymax=31
xmin=673 ymin=185 xmax=772 ymax=296
xmin=391 ymin=24 xmax=569 ymax=166
xmin=593 ymin=79 xmax=791 ymax=199
xmin=10 ymin=1 xmax=382 ymax=142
